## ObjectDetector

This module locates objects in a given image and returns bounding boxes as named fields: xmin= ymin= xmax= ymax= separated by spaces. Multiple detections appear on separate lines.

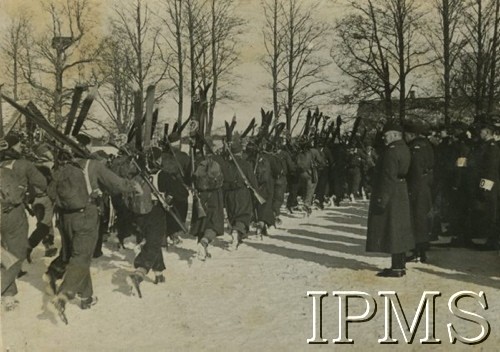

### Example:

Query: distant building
xmin=355 ymin=92 xmax=496 ymax=127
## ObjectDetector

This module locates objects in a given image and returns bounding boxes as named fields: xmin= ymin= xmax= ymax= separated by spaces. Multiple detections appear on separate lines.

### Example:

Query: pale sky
xmin=0 ymin=0 xmax=437 ymax=136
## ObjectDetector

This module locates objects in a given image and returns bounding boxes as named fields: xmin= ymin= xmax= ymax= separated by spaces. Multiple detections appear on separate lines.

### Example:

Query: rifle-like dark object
xmin=114 ymin=144 xmax=188 ymax=233
xmin=165 ymin=138 xmax=206 ymax=218
xmin=224 ymin=142 xmax=266 ymax=205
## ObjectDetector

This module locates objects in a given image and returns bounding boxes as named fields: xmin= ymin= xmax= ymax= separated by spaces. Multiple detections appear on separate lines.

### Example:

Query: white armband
xmin=479 ymin=178 xmax=494 ymax=191
xmin=456 ymin=157 xmax=467 ymax=167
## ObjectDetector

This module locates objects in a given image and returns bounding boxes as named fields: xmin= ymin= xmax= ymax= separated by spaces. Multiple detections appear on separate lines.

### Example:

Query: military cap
xmin=76 ymin=133 xmax=91 ymax=146
xmin=477 ymin=121 xmax=496 ymax=132
xmin=403 ymin=120 xmax=427 ymax=135
xmin=382 ymin=121 xmax=403 ymax=133
xmin=92 ymin=150 xmax=109 ymax=161
xmin=4 ymin=133 xmax=21 ymax=149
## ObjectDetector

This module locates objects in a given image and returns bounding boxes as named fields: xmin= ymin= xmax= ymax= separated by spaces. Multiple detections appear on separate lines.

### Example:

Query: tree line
xmin=2 ymin=0 xmax=500 ymax=136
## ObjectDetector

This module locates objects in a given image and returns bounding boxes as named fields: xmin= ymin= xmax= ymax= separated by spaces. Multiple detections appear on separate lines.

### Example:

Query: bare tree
xmin=335 ymin=0 xmax=434 ymax=121
xmin=456 ymin=0 xmax=500 ymax=115
xmin=1 ymin=12 xmax=32 ymax=101
xmin=161 ymin=0 xmax=186 ymax=126
xmin=279 ymin=0 xmax=331 ymax=131
xmin=487 ymin=0 xmax=500 ymax=112
xmin=385 ymin=0 xmax=435 ymax=121
xmin=429 ymin=0 xmax=466 ymax=125
xmin=184 ymin=0 xmax=207 ymax=114
xmin=262 ymin=0 xmax=286 ymax=121
xmin=334 ymin=0 xmax=396 ymax=117
xmin=204 ymin=0 xmax=245 ymax=135
xmin=112 ymin=0 xmax=171 ymax=112
xmin=95 ymin=32 xmax=135 ymax=133
xmin=18 ymin=0 xmax=101 ymax=126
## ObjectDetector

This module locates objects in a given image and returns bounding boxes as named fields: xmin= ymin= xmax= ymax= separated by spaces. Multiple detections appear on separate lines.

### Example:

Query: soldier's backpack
xmin=123 ymin=174 xmax=154 ymax=215
xmin=269 ymin=154 xmax=285 ymax=179
xmin=193 ymin=157 xmax=224 ymax=191
xmin=53 ymin=160 xmax=92 ymax=211
xmin=0 ymin=160 xmax=26 ymax=208
xmin=296 ymin=150 xmax=312 ymax=173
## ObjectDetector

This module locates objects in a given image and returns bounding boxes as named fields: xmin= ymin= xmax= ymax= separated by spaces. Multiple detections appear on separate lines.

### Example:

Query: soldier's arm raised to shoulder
xmin=25 ymin=161 xmax=48 ymax=195
xmin=93 ymin=161 xmax=136 ymax=195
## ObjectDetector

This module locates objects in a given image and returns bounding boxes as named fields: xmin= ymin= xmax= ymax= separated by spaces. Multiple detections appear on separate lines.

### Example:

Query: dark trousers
xmin=134 ymin=204 xmax=166 ymax=273
xmin=166 ymin=199 xmax=188 ymax=235
xmin=391 ymin=253 xmax=406 ymax=270
xmin=28 ymin=223 xmax=51 ymax=250
xmin=286 ymin=175 xmax=299 ymax=208
xmin=1 ymin=205 xmax=28 ymax=296
xmin=315 ymin=169 xmax=330 ymax=205
xmin=55 ymin=205 xmax=100 ymax=299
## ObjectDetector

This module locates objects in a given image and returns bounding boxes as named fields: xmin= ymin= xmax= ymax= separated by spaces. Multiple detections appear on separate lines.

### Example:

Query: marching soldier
xmin=46 ymin=148 xmax=142 ymax=322
xmin=1 ymin=134 xmax=47 ymax=311
xmin=223 ymin=133 xmax=258 ymax=249
xmin=366 ymin=122 xmax=414 ymax=278
xmin=285 ymin=141 xmax=301 ymax=213
xmin=330 ymin=142 xmax=348 ymax=206
xmin=273 ymin=141 xmax=294 ymax=222
xmin=161 ymin=133 xmax=190 ymax=245
xmin=27 ymin=143 xmax=57 ymax=262
xmin=127 ymin=147 xmax=171 ymax=297
xmin=190 ymin=136 xmax=225 ymax=260
xmin=346 ymin=147 xmax=363 ymax=202
xmin=296 ymin=138 xmax=315 ymax=215
xmin=249 ymin=140 xmax=275 ymax=235
xmin=315 ymin=141 xmax=334 ymax=209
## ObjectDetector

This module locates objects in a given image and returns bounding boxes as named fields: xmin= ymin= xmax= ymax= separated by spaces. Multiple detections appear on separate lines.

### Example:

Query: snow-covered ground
xmin=1 ymin=201 xmax=499 ymax=351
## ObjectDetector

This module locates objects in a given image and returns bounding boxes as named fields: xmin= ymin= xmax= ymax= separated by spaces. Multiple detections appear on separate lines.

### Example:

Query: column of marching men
xmin=1 ymin=116 xmax=499 ymax=323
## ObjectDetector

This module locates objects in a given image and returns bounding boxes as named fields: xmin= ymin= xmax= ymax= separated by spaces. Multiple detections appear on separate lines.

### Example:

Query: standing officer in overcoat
xmin=366 ymin=122 xmax=414 ymax=277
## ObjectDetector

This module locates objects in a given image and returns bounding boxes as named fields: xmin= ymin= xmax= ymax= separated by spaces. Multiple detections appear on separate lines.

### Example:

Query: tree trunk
xmin=176 ymin=0 xmax=183 ymax=126
xmin=475 ymin=0 xmax=484 ymax=115
xmin=443 ymin=0 xmax=451 ymax=126
xmin=286 ymin=1 xmax=295 ymax=127
xmin=272 ymin=0 xmax=279 ymax=120
xmin=488 ymin=0 xmax=500 ymax=113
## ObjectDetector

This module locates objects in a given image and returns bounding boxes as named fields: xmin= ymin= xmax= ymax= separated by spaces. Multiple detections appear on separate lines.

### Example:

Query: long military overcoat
xmin=366 ymin=139 xmax=414 ymax=254
xmin=407 ymin=137 xmax=434 ymax=245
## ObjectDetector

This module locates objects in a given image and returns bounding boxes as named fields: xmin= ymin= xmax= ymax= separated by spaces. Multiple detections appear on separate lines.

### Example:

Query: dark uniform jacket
xmin=190 ymin=154 xmax=225 ymax=237
xmin=475 ymin=139 xmax=500 ymax=222
xmin=366 ymin=139 xmax=414 ymax=254
xmin=254 ymin=153 xmax=275 ymax=226
xmin=223 ymin=154 xmax=257 ymax=231
xmin=407 ymin=137 xmax=434 ymax=244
